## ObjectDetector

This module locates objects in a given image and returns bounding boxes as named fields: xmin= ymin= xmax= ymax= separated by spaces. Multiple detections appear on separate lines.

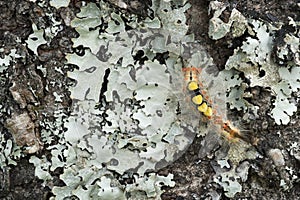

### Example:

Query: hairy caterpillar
xmin=182 ymin=66 xmax=253 ymax=145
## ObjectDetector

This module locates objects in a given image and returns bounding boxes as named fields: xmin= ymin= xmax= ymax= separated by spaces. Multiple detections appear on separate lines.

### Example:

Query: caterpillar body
xmin=181 ymin=66 xmax=250 ymax=144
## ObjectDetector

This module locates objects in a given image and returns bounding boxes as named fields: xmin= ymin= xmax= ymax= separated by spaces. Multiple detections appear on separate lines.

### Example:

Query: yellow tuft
xmin=204 ymin=106 xmax=213 ymax=117
xmin=188 ymin=81 xmax=199 ymax=91
xmin=192 ymin=95 xmax=203 ymax=105
xmin=198 ymin=102 xmax=208 ymax=113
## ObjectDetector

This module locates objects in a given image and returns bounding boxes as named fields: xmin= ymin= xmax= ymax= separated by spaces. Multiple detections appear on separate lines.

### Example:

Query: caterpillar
xmin=183 ymin=67 xmax=214 ymax=118
xmin=182 ymin=66 xmax=251 ymax=144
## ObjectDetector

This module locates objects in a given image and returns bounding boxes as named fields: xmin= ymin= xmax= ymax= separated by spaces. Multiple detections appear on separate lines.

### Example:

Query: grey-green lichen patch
xmin=70 ymin=2 xmax=102 ymax=30
xmin=204 ymin=132 xmax=259 ymax=197
xmin=0 ymin=49 xmax=21 ymax=73
xmin=206 ymin=2 xmax=299 ymax=195
xmin=0 ymin=134 xmax=21 ymax=168
xmin=288 ymin=142 xmax=300 ymax=162
xmin=125 ymin=173 xmax=175 ymax=199
xmin=67 ymin=50 xmax=105 ymax=101
xmin=269 ymin=66 xmax=299 ymax=125
xmin=213 ymin=167 xmax=242 ymax=198
xmin=271 ymin=83 xmax=297 ymax=125
xmin=274 ymin=17 xmax=300 ymax=66
xmin=26 ymin=24 xmax=47 ymax=55
xmin=216 ymin=161 xmax=255 ymax=198
xmin=50 ymin=166 xmax=174 ymax=200
xmin=41 ymin=1 xmax=266 ymax=198
xmin=29 ymin=155 xmax=52 ymax=182
xmin=18 ymin=0 xmax=299 ymax=198
xmin=209 ymin=1 xmax=300 ymax=125
xmin=151 ymin=0 xmax=190 ymax=42
xmin=225 ymin=19 xmax=280 ymax=88
xmin=25 ymin=11 xmax=62 ymax=53
xmin=208 ymin=1 xmax=248 ymax=40
xmin=49 ymin=0 xmax=70 ymax=9
xmin=0 ymin=45 xmax=31 ymax=168
xmin=32 ymin=1 xmax=203 ymax=199
xmin=198 ymin=126 xmax=259 ymax=197
xmin=65 ymin=2 xmax=196 ymax=172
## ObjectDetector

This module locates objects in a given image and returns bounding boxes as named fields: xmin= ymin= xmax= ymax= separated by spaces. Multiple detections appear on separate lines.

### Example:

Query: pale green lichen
xmin=0 ymin=49 xmax=21 ymax=73
xmin=231 ymin=20 xmax=299 ymax=123
xmin=125 ymin=173 xmax=175 ymax=198
xmin=206 ymin=2 xmax=299 ymax=195
xmin=49 ymin=0 xmax=70 ymax=9
xmin=0 ymin=136 xmax=21 ymax=168
xmin=225 ymin=19 xmax=280 ymax=88
xmin=67 ymin=50 xmax=105 ymax=101
xmin=208 ymin=1 xmax=248 ymax=40
xmin=26 ymin=24 xmax=47 ymax=55
xmin=278 ymin=67 xmax=300 ymax=92
xmin=64 ymin=1 xmax=196 ymax=175
xmin=29 ymin=155 xmax=52 ymax=182
xmin=0 ymin=46 xmax=29 ymax=167
xmin=288 ymin=142 xmax=300 ymax=161
xmin=26 ymin=1 xmax=255 ymax=198
xmin=32 ymin=1 xmax=198 ymax=199
xmin=210 ymin=1 xmax=300 ymax=125
xmin=275 ymin=17 xmax=300 ymax=66
xmin=214 ymin=169 xmax=242 ymax=198
xmin=270 ymin=66 xmax=299 ymax=125
xmin=12 ymin=0 xmax=298 ymax=198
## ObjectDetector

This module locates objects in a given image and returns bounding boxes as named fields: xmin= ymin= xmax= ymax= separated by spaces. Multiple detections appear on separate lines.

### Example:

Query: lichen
xmin=0 ymin=135 xmax=21 ymax=168
xmin=25 ymin=24 xmax=47 ymax=55
xmin=206 ymin=2 xmax=299 ymax=195
xmin=29 ymin=1 xmax=199 ymax=199
xmin=208 ymin=2 xmax=248 ymax=40
xmin=49 ymin=0 xmax=70 ymax=9
xmin=213 ymin=168 xmax=242 ymax=198
xmin=209 ymin=1 xmax=300 ymax=125
xmin=5 ymin=0 xmax=297 ymax=198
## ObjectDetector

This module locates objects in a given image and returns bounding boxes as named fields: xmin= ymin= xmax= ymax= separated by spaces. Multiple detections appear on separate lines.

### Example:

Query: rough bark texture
xmin=0 ymin=0 xmax=299 ymax=199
